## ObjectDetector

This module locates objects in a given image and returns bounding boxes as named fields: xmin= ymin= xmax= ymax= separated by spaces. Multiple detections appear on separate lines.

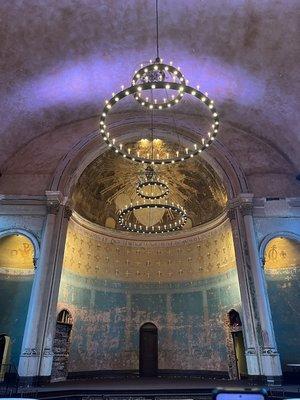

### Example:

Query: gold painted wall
xmin=63 ymin=219 xmax=236 ymax=282
xmin=0 ymin=235 xmax=34 ymax=270
xmin=265 ymin=237 xmax=300 ymax=270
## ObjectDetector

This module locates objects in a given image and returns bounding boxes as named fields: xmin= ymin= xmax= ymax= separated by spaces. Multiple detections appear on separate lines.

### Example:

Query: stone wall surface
xmin=52 ymin=322 xmax=72 ymax=380
xmin=58 ymin=268 xmax=241 ymax=372
xmin=57 ymin=218 xmax=242 ymax=373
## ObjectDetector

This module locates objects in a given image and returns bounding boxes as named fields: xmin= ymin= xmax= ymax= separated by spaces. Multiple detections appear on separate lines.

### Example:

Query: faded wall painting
xmin=0 ymin=235 xmax=34 ymax=365
xmin=57 ymin=218 xmax=241 ymax=373
xmin=72 ymin=150 xmax=227 ymax=229
xmin=264 ymin=237 xmax=300 ymax=369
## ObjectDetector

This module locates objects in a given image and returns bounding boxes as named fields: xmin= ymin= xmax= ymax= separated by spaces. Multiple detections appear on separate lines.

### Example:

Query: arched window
xmin=57 ymin=309 xmax=72 ymax=325
xmin=228 ymin=309 xmax=242 ymax=329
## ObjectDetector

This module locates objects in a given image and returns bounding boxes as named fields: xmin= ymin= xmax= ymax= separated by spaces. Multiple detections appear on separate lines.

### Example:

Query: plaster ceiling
xmin=0 ymin=0 xmax=300 ymax=180
xmin=72 ymin=149 xmax=227 ymax=230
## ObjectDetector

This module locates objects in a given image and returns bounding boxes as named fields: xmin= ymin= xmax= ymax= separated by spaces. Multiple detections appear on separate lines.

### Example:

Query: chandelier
xmin=117 ymin=165 xmax=187 ymax=234
xmin=105 ymin=0 xmax=218 ymax=233
xmin=136 ymin=165 xmax=169 ymax=200
xmin=118 ymin=202 xmax=187 ymax=234
xmin=99 ymin=0 xmax=219 ymax=165
xmin=100 ymin=67 xmax=219 ymax=165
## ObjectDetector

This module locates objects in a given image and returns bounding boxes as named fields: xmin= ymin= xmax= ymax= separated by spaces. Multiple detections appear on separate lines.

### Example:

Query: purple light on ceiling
xmin=18 ymin=48 xmax=265 ymax=112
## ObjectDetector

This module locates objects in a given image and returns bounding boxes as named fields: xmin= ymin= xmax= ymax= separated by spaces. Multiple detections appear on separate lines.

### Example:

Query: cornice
xmin=0 ymin=194 xmax=47 ymax=206
xmin=71 ymin=210 xmax=229 ymax=247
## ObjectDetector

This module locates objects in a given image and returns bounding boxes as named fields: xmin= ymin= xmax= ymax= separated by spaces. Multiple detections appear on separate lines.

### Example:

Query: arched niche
xmin=49 ymin=128 xmax=248 ymax=202
xmin=0 ymin=228 xmax=40 ymax=266
xmin=0 ymin=231 xmax=38 ymax=366
xmin=262 ymin=234 xmax=300 ymax=372
xmin=51 ymin=121 xmax=247 ymax=377
xmin=139 ymin=322 xmax=158 ymax=377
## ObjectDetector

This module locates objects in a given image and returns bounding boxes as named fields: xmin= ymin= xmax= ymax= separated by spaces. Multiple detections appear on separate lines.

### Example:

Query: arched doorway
xmin=51 ymin=309 xmax=73 ymax=381
xmin=227 ymin=309 xmax=247 ymax=380
xmin=139 ymin=322 xmax=158 ymax=377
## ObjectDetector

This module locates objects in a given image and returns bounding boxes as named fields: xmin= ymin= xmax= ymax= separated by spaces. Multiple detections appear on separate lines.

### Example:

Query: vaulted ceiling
xmin=0 ymin=0 xmax=299 ymax=197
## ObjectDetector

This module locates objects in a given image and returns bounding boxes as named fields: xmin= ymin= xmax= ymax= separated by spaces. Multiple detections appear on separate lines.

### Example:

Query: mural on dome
xmin=72 ymin=148 xmax=227 ymax=230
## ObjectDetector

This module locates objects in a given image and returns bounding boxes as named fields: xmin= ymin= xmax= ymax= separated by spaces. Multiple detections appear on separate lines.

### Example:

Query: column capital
xmin=46 ymin=191 xmax=63 ymax=215
xmin=227 ymin=207 xmax=236 ymax=221
xmin=227 ymin=193 xmax=254 ymax=216
xmin=63 ymin=205 xmax=73 ymax=220
xmin=45 ymin=190 xmax=64 ymax=203
xmin=46 ymin=201 xmax=60 ymax=215
xmin=240 ymin=202 xmax=253 ymax=216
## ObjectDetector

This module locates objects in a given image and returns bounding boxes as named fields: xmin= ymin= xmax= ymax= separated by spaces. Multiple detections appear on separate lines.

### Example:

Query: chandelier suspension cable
xmin=151 ymin=89 xmax=154 ymax=159
xmin=165 ymin=86 xmax=182 ymax=155
xmin=155 ymin=0 xmax=160 ymax=60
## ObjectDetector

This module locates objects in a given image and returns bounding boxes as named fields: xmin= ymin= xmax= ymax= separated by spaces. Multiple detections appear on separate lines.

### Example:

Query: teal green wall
xmin=58 ymin=267 xmax=241 ymax=372
xmin=266 ymin=267 xmax=300 ymax=370
xmin=0 ymin=274 xmax=33 ymax=366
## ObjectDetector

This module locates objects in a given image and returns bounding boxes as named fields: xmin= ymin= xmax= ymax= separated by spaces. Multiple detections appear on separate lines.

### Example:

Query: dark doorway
xmin=139 ymin=322 xmax=158 ymax=377
xmin=232 ymin=330 xmax=247 ymax=378
xmin=228 ymin=309 xmax=247 ymax=379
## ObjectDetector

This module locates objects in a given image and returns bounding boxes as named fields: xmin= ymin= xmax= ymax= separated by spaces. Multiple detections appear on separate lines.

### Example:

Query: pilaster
xmin=18 ymin=192 xmax=72 ymax=380
xmin=228 ymin=193 xmax=282 ymax=381
xmin=227 ymin=203 xmax=261 ymax=376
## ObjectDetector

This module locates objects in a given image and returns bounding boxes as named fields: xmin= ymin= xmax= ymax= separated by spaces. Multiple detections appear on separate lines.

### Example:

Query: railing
xmin=0 ymin=363 xmax=19 ymax=397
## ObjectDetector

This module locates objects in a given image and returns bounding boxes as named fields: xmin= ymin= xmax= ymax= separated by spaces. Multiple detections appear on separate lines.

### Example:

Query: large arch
xmin=49 ymin=126 xmax=248 ymax=202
